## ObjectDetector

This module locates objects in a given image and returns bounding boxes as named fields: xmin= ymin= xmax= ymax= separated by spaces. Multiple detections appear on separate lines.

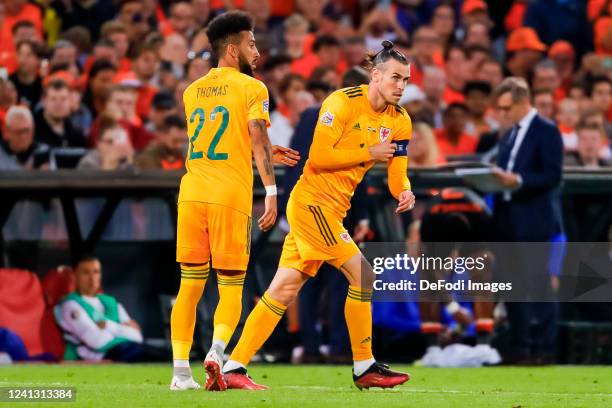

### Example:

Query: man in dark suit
xmin=491 ymin=77 xmax=564 ymax=364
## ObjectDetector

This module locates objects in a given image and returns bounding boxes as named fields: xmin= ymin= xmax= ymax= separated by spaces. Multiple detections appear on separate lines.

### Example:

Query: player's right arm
xmin=309 ymin=92 xmax=395 ymax=170
xmin=248 ymin=81 xmax=276 ymax=232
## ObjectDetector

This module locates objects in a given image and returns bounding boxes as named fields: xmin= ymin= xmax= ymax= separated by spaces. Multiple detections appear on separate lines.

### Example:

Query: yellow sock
xmin=229 ymin=292 xmax=286 ymax=366
xmin=213 ymin=272 xmax=246 ymax=345
xmin=170 ymin=263 xmax=210 ymax=360
xmin=345 ymin=285 xmax=374 ymax=361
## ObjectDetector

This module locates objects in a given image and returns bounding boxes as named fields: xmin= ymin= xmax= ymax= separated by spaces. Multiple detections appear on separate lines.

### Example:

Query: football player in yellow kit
xmin=223 ymin=40 xmax=415 ymax=390
xmin=170 ymin=11 xmax=299 ymax=391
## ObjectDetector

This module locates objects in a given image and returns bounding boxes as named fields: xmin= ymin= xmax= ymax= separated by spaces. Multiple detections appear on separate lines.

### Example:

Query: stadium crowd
xmin=0 ymin=0 xmax=611 ymax=366
xmin=0 ymin=0 xmax=611 ymax=171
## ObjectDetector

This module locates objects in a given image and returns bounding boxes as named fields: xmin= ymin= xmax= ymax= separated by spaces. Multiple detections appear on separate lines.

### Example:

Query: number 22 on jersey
xmin=189 ymin=106 xmax=229 ymax=161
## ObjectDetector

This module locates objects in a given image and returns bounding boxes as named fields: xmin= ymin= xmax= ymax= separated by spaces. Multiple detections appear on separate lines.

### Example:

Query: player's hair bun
xmin=381 ymin=40 xmax=394 ymax=50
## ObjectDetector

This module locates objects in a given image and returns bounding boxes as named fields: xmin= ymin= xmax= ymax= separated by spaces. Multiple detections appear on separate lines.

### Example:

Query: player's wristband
xmin=265 ymin=185 xmax=277 ymax=196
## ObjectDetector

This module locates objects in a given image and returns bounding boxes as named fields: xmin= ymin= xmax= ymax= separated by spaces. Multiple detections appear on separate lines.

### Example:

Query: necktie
xmin=507 ymin=124 xmax=520 ymax=147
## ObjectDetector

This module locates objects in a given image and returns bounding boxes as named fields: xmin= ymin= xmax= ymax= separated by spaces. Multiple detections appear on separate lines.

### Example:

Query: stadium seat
xmin=41 ymin=266 xmax=75 ymax=306
xmin=0 ymin=268 xmax=45 ymax=356
xmin=40 ymin=266 xmax=76 ymax=360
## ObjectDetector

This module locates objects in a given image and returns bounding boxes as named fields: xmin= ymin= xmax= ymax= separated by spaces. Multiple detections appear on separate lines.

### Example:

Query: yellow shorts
xmin=176 ymin=201 xmax=251 ymax=270
xmin=279 ymin=199 xmax=360 ymax=277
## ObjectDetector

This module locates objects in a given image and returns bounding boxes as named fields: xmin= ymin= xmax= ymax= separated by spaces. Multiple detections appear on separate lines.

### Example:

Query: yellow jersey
xmin=178 ymin=67 xmax=270 ymax=216
xmin=291 ymin=85 xmax=412 ymax=217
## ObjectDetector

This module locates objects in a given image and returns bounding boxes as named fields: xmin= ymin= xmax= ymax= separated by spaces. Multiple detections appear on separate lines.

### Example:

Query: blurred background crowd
xmin=0 ymin=0 xmax=611 ymax=367
xmin=0 ymin=0 xmax=611 ymax=170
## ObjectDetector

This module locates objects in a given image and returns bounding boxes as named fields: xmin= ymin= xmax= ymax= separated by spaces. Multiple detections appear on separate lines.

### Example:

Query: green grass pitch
xmin=1 ymin=364 xmax=611 ymax=407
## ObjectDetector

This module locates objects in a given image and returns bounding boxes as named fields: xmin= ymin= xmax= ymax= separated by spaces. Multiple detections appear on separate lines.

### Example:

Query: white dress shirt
xmin=503 ymin=108 xmax=538 ymax=201
xmin=506 ymin=108 xmax=538 ymax=172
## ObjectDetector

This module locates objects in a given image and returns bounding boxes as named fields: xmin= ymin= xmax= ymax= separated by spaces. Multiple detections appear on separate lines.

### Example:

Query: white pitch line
xmin=0 ymin=381 xmax=70 ymax=386
xmin=1 ymin=382 xmax=610 ymax=398
xmin=279 ymin=386 xmax=612 ymax=398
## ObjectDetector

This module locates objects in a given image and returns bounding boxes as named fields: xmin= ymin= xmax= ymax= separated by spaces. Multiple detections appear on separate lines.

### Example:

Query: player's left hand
xmin=258 ymin=195 xmax=277 ymax=231
xmin=271 ymin=145 xmax=301 ymax=166
xmin=396 ymin=190 xmax=415 ymax=213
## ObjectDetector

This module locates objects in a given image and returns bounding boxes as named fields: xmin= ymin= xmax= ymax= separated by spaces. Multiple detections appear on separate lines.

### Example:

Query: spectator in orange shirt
xmin=283 ymin=14 xmax=311 ymax=60
xmin=409 ymin=26 xmax=441 ymax=88
xmin=556 ymin=98 xmax=580 ymax=152
xmin=50 ymin=40 xmax=80 ymax=78
xmin=466 ymin=44 xmax=492 ymax=80
xmin=464 ymin=21 xmax=491 ymax=49
xmin=435 ymin=102 xmax=478 ymax=158
xmin=135 ymin=114 xmax=186 ymax=170
xmin=273 ymin=73 xmax=306 ymax=121
xmin=100 ymin=21 xmax=131 ymax=73
xmin=505 ymin=27 xmax=546 ymax=80
xmin=262 ymin=54 xmax=292 ymax=111
xmin=476 ymin=58 xmax=504 ymax=88
xmin=160 ymin=2 xmax=196 ymax=40
xmin=0 ymin=78 xmax=18 ymax=130
xmin=443 ymin=44 xmax=469 ymax=104
xmin=0 ymin=0 xmax=43 ymax=56
xmin=422 ymin=65 xmax=447 ymax=129
xmin=291 ymin=35 xmax=345 ymax=79
xmin=131 ymin=43 xmax=159 ymax=121
xmin=589 ymin=76 xmax=612 ymax=123
xmin=147 ymin=91 xmax=178 ymax=134
xmin=85 ymin=40 xmax=121 ymax=75
xmin=88 ymin=84 xmax=154 ymax=151
xmin=0 ymin=20 xmax=41 ymax=75
xmin=431 ymin=4 xmax=456 ymax=49
xmin=532 ymin=59 xmax=565 ymax=102
xmin=106 ymin=84 xmax=141 ymax=127
xmin=548 ymin=41 xmax=575 ymax=92
xmin=532 ymin=88 xmax=556 ymax=121
xmin=464 ymin=80 xmax=498 ymax=138
xmin=343 ymin=36 xmax=367 ymax=67
xmin=83 ymin=59 xmax=118 ymax=119
xmin=308 ymin=65 xmax=340 ymax=92
xmin=270 ymin=0 xmax=295 ymax=20
xmin=409 ymin=122 xmax=445 ymax=167
xmin=461 ymin=0 xmax=491 ymax=28
xmin=296 ymin=0 xmax=325 ymax=32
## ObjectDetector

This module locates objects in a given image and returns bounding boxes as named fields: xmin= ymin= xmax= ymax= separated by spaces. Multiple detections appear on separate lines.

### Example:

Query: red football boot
xmin=224 ymin=368 xmax=269 ymax=390
xmin=204 ymin=353 xmax=227 ymax=391
xmin=353 ymin=362 xmax=410 ymax=390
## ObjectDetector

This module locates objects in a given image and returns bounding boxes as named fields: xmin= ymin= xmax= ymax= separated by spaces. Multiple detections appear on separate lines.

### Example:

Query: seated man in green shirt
xmin=55 ymin=256 xmax=165 ymax=362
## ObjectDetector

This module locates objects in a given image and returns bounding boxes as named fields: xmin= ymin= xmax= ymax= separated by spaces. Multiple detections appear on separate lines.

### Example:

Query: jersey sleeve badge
xmin=320 ymin=111 xmax=335 ymax=126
